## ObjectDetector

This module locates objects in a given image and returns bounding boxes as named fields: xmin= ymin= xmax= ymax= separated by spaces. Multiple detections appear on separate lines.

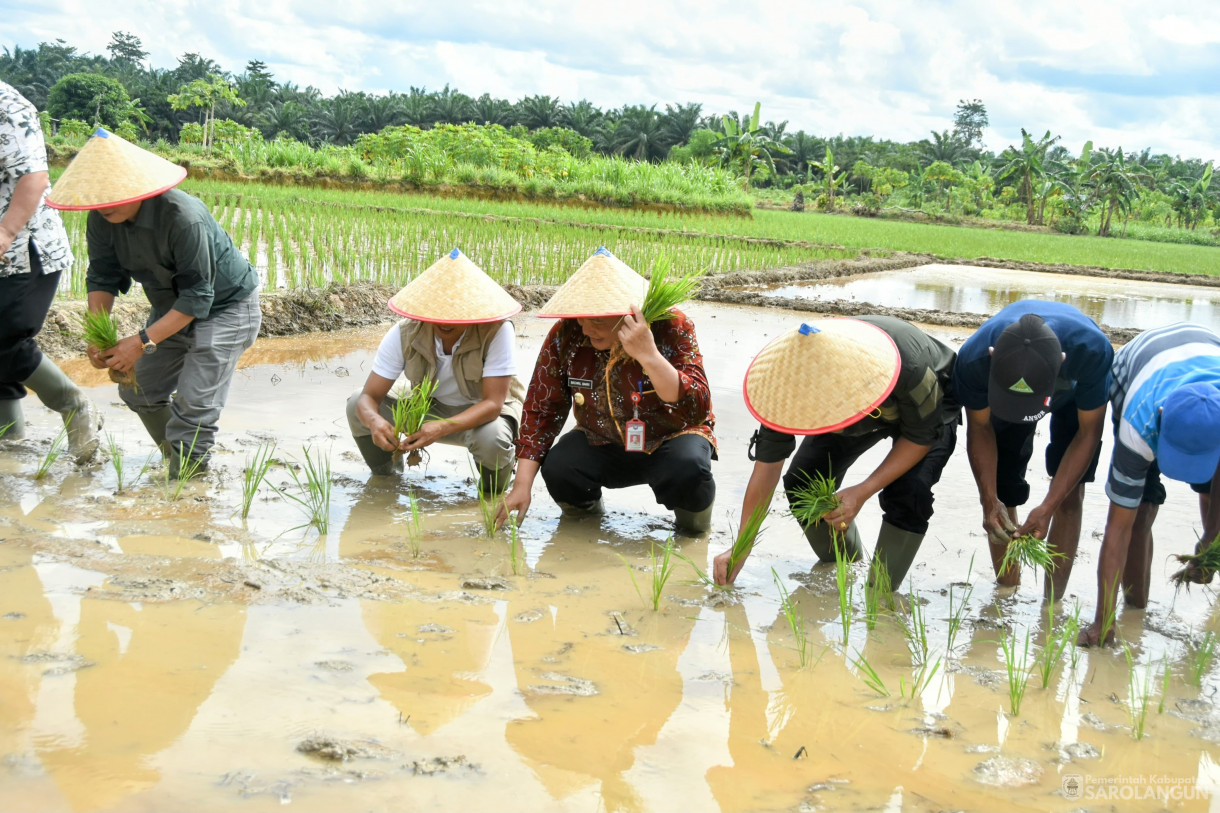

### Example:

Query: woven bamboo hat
xmin=744 ymin=319 xmax=901 ymax=434
xmin=388 ymin=248 xmax=521 ymax=323
xmin=537 ymin=247 xmax=648 ymax=318
xmin=46 ymin=128 xmax=188 ymax=211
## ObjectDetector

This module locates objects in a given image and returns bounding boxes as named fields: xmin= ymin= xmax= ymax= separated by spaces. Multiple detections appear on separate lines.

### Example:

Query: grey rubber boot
xmin=871 ymin=521 xmax=925 ymax=590
xmin=477 ymin=463 xmax=514 ymax=496
xmin=0 ymin=398 xmax=25 ymax=441
xmin=674 ymin=502 xmax=714 ymax=534
xmin=354 ymin=434 xmax=402 ymax=476
xmin=21 ymin=357 xmax=101 ymax=463
xmin=803 ymin=520 xmax=863 ymax=563
xmin=136 ymin=407 xmax=173 ymax=456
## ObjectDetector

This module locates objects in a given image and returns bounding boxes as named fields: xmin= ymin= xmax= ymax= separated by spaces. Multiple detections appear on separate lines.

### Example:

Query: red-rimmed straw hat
xmin=537 ymin=247 xmax=647 ymax=318
xmin=388 ymin=248 xmax=521 ymax=323
xmin=744 ymin=319 xmax=901 ymax=434
xmin=46 ymin=128 xmax=187 ymax=211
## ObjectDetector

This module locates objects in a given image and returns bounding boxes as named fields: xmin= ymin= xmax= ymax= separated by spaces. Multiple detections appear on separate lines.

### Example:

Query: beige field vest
xmin=397 ymin=320 xmax=525 ymax=425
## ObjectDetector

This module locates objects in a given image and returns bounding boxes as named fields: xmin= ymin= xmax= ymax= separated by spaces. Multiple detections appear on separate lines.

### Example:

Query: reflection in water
xmin=748 ymin=264 xmax=1220 ymax=331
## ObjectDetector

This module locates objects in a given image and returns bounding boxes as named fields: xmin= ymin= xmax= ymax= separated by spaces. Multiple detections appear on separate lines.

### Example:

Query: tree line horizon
xmin=2 ymin=31 xmax=1216 ymax=237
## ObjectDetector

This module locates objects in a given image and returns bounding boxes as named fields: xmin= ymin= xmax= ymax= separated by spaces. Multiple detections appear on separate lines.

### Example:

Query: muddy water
xmin=743 ymin=263 xmax=1220 ymax=331
xmin=2 ymin=302 xmax=1219 ymax=813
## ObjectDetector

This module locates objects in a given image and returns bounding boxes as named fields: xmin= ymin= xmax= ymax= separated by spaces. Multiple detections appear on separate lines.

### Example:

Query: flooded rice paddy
xmin=741 ymin=263 xmax=1220 ymax=332
xmin=2 ymin=285 xmax=1219 ymax=812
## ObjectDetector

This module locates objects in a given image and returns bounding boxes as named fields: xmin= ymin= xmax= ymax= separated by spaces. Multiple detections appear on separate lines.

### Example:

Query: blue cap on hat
xmin=1159 ymin=382 xmax=1220 ymax=484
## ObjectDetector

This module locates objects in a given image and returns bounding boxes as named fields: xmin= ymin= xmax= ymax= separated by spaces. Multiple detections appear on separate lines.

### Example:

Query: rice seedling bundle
xmin=80 ymin=310 xmax=139 ymax=388
xmin=998 ymin=533 xmax=1064 ymax=575
xmin=639 ymin=255 xmax=705 ymax=323
xmin=790 ymin=471 xmax=843 ymax=538
xmin=1171 ymin=534 xmax=1220 ymax=587
xmin=391 ymin=376 xmax=439 ymax=467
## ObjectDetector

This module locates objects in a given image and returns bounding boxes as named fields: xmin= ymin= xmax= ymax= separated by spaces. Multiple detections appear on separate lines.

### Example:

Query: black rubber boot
xmin=674 ymin=503 xmax=714 ymax=534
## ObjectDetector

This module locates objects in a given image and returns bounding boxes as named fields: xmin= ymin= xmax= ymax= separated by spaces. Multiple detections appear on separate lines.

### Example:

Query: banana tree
xmin=997 ymin=129 xmax=1061 ymax=225
xmin=712 ymin=102 xmax=788 ymax=188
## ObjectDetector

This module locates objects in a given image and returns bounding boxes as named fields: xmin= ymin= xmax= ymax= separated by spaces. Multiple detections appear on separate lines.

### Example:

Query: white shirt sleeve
xmin=370 ymin=324 xmax=406 ymax=380
xmin=480 ymin=321 xmax=518 ymax=379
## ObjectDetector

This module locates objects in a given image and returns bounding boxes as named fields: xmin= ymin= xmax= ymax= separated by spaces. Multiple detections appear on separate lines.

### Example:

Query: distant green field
xmin=54 ymin=180 xmax=1219 ymax=296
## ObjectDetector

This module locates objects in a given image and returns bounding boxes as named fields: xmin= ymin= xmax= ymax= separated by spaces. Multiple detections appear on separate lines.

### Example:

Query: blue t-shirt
xmin=953 ymin=300 xmax=1113 ymax=414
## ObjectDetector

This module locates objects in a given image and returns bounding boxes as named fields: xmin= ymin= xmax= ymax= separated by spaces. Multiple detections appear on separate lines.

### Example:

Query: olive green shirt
xmin=85 ymin=188 xmax=257 ymax=319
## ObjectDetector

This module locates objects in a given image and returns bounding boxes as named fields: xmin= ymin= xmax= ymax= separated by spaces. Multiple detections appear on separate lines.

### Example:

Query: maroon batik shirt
xmin=516 ymin=311 xmax=716 ymax=462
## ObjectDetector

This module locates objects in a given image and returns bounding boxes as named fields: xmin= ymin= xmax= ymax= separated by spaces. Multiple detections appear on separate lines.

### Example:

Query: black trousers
xmin=540 ymin=430 xmax=716 ymax=513
xmin=0 ymin=244 xmax=55 ymax=401
xmin=992 ymin=394 xmax=1103 ymax=507
xmin=781 ymin=421 xmax=958 ymax=535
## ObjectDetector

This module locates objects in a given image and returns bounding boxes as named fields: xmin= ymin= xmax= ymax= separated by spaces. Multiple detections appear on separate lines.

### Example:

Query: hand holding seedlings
xmin=615 ymin=305 xmax=660 ymax=362
xmin=820 ymin=483 xmax=866 ymax=531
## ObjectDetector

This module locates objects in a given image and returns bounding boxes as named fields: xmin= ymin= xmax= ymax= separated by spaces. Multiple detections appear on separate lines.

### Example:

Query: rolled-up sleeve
xmin=166 ymin=221 xmax=216 ymax=318
xmin=84 ymin=213 xmax=131 ymax=296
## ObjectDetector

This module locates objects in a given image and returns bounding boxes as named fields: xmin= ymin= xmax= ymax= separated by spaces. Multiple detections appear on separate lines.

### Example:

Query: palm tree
xmin=514 ymin=94 xmax=562 ymax=129
xmin=562 ymin=99 xmax=607 ymax=144
xmin=783 ymin=131 xmax=823 ymax=180
xmin=431 ymin=85 xmax=473 ymax=125
xmin=660 ymin=102 xmax=702 ymax=147
xmin=609 ymin=104 xmax=668 ymax=162
xmin=400 ymin=89 xmax=434 ymax=128
xmin=263 ymin=100 xmax=310 ymax=141
xmin=919 ymin=130 xmax=969 ymax=168
xmin=472 ymin=93 xmax=513 ymax=126
xmin=310 ymin=93 xmax=361 ymax=145
xmin=360 ymin=93 xmax=405 ymax=133
xmin=997 ymin=128 xmax=1061 ymax=225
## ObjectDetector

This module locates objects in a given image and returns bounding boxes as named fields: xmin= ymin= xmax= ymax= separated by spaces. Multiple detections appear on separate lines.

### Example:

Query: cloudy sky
xmin=5 ymin=0 xmax=1218 ymax=160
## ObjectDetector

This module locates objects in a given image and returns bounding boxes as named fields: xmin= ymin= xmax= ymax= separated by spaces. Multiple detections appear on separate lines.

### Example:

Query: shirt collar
xmin=130 ymin=195 xmax=160 ymax=229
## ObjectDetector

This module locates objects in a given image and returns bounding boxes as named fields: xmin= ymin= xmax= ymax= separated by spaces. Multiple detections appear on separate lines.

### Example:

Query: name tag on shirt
xmin=568 ymin=377 xmax=593 ymax=390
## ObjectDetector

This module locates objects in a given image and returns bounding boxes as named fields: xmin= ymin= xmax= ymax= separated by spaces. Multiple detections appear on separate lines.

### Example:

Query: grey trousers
xmin=121 ymin=293 xmax=261 ymax=458
xmin=345 ymin=389 xmax=517 ymax=471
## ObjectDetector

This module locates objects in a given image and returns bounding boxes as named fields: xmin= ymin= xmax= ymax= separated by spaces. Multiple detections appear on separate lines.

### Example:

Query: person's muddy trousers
xmin=540 ymin=429 xmax=715 ymax=512
xmin=120 ymin=293 xmax=261 ymax=462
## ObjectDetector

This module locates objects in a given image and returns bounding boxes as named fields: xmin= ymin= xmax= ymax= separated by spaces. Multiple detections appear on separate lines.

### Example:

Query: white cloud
xmin=2 ymin=0 xmax=1216 ymax=159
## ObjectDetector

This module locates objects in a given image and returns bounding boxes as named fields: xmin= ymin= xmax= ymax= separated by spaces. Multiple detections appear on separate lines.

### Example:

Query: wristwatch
xmin=138 ymin=329 xmax=157 ymax=355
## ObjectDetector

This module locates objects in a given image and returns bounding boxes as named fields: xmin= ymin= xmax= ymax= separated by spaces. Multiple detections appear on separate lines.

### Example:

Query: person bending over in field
xmin=1079 ymin=322 xmax=1220 ymax=647
xmin=953 ymin=301 xmax=1112 ymax=597
xmin=347 ymin=249 xmax=524 ymax=496
xmin=497 ymin=247 xmax=716 ymax=534
xmin=714 ymin=316 xmax=960 ymax=589
xmin=48 ymin=129 xmax=260 ymax=477
xmin=0 ymin=80 xmax=100 ymax=462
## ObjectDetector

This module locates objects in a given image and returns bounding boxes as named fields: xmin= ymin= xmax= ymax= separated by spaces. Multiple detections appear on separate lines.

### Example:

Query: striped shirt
xmin=1106 ymin=323 xmax=1220 ymax=507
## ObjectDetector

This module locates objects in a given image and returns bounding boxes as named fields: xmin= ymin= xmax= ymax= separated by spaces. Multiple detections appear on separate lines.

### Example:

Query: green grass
xmin=851 ymin=649 xmax=890 ymax=697
xmin=834 ymin=538 xmax=855 ymax=646
xmin=999 ymin=623 xmax=1035 ymax=716
xmin=275 ymin=446 xmax=332 ymax=534
xmin=1124 ymin=645 xmax=1154 ymax=740
xmin=1035 ymin=590 xmax=1079 ymax=689
xmin=1187 ymin=630 xmax=1217 ymax=686
xmin=34 ymin=419 xmax=71 ymax=479
xmin=863 ymin=557 xmax=892 ymax=631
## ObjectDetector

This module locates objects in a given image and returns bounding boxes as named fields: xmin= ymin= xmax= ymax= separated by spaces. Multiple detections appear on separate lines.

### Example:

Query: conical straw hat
xmin=537 ymin=247 xmax=648 ymax=318
xmin=46 ymin=128 xmax=187 ymax=211
xmin=744 ymin=319 xmax=900 ymax=434
xmin=388 ymin=248 xmax=521 ymax=323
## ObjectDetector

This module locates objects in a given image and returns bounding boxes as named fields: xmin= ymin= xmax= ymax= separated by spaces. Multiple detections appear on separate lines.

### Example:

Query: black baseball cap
xmin=988 ymin=313 xmax=1062 ymax=423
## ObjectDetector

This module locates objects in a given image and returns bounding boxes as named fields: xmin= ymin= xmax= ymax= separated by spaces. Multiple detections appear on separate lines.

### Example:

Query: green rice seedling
xmin=105 ymin=432 xmax=127 ymax=491
xmin=863 ymin=557 xmax=892 ymax=631
xmin=240 ymin=441 xmax=277 ymax=519
xmin=999 ymin=533 xmax=1065 ymax=576
xmin=1124 ymin=645 xmax=1153 ymax=740
xmin=0 ymin=421 xmax=12 ymax=440
xmin=999 ymin=622 xmax=1034 ymax=716
xmin=80 ymin=309 xmax=120 ymax=352
xmin=724 ymin=499 xmax=769 ymax=585
xmin=851 ymin=649 xmax=890 ymax=696
xmin=772 ymin=568 xmax=813 ymax=668
xmin=391 ymin=377 xmax=439 ymax=467
xmin=672 ymin=550 xmax=715 ymax=588
xmin=131 ymin=449 xmax=158 ymax=489
xmin=1171 ymin=534 xmax=1220 ymax=587
xmin=34 ymin=418 xmax=71 ymax=480
xmin=166 ymin=430 xmax=207 ymax=501
xmin=1097 ymin=581 xmax=1121 ymax=648
xmin=834 ymin=538 xmax=855 ymax=645
xmin=1035 ymin=591 xmax=1078 ymax=689
xmin=404 ymin=487 xmax=424 ymax=558
xmin=1186 ymin=630 xmax=1217 ymax=686
xmin=275 ymin=446 xmax=332 ymax=534
xmin=901 ymin=585 xmax=932 ymax=666
xmin=789 ymin=471 xmax=842 ymax=541
xmin=899 ymin=658 xmax=942 ymax=702
xmin=639 ymin=254 xmax=704 ymax=323
xmin=506 ymin=516 xmax=524 ymax=576
xmin=946 ymin=581 xmax=975 ymax=655
xmin=620 ymin=535 xmax=678 ymax=611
